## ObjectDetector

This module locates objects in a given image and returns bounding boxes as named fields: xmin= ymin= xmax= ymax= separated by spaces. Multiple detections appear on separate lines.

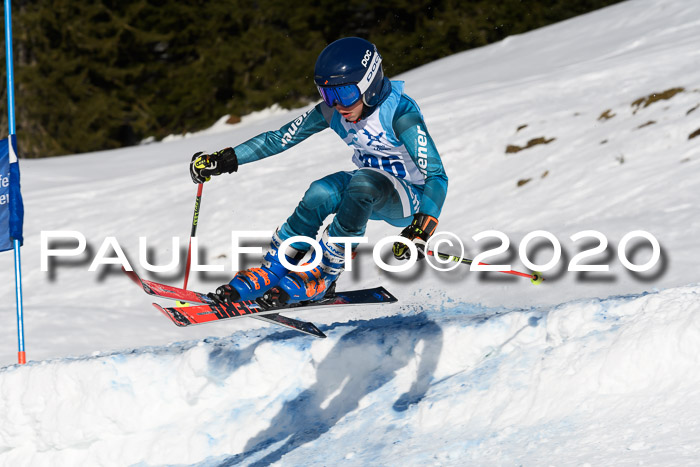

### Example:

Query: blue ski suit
xmin=234 ymin=79 xmax=448 ymax=246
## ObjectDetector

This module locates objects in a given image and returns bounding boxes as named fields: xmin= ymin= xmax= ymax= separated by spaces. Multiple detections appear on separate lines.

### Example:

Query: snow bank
xmin=2 ymin=284 xmax=699 ymax=466
xmin=2 ymin=0 xmax=699 ymax=364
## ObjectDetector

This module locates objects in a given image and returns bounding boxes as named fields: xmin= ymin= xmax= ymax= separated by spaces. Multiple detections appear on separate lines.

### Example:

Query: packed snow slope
xmin=2 ymin=286 xmax=700 ymax=466
xmin=1 ymin=0 xmax=700 ymax=465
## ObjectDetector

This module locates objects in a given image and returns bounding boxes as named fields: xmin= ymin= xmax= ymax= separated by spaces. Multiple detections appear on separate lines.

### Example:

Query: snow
xmin=2 ymin=0 xmax=700 ymax=464
xmin=3 ymin=287 xmax=700 ymax=466
xmin=158 ymin=104 xmax=292 ymax=143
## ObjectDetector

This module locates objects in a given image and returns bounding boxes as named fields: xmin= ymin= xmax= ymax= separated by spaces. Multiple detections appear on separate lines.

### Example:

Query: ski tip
xmin=376 ymin=287 xmax=399 ymax=303
xmin=152 ymin=303 xmax=190 ymax=327
xmin=308 ymin=323 xmax=327 ymax=338
xmin=122 ymin=267 xmax=142 ymax=286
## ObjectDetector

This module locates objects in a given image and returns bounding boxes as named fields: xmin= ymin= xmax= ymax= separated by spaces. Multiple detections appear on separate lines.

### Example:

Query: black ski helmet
xmin=314 ymin=37 xmax=385 ymax=107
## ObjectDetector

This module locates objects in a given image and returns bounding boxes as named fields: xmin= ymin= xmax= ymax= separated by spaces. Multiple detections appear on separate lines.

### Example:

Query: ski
xmin=153 ymin=286 xmax=398 ymax=327
xmin=249 ymin=313 xmax=326 ymax=338
xmin=123 ymin=268 xmax=397 ymax=336
xmin=123 ymin=268 xmax=327 ymax=338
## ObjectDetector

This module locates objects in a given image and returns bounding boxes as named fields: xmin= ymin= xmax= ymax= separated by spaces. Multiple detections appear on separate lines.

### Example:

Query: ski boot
xmin=273 ymin=228 xmax=346 ymax=304
xmin=212 ymin=230 xmax=306 ymax=304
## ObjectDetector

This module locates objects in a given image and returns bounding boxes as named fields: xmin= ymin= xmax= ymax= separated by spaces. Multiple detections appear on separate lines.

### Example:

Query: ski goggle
xmin=316 ymin=50 xmax=383 ymax=107
xmin=316 ymin=84 xmax=362 ymax=108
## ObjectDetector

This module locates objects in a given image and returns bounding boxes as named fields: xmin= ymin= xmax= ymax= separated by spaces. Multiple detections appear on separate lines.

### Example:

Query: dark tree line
xmin=0 ymin=0 xmax=623 ymax=158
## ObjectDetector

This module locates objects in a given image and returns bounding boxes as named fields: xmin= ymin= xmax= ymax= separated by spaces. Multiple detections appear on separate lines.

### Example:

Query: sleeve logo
xmin=281 ymin=109 xmax=313 ymax=146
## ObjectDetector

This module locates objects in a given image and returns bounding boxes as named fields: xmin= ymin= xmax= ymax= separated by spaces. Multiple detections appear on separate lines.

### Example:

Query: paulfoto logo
xmin=39 ymin=229 xmax=662 ymax=276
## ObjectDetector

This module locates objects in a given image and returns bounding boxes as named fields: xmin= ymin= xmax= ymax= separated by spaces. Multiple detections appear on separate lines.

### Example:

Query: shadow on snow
xmin=205 ymin=313 xmax=443 ymax=466
xmin=193 ymin=301 xmax=544 ymax=467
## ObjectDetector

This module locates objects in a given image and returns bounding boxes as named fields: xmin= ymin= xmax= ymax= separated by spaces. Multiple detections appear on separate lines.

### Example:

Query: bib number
xmin=359 ymin=154 xmax=407 ymax=178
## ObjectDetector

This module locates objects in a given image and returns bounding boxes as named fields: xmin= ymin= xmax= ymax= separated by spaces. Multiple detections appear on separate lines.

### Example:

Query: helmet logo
xmin=365 ymin=53 xmax=380 ymax=83
xmin=356 ymin=50 xmax=382 ymax=96
xmin=361 ymin=49 xmax=372 ymax=67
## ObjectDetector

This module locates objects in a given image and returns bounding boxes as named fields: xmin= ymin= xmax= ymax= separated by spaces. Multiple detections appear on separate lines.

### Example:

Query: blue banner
xmin=0 ymin=135 xmax=24 ymax=252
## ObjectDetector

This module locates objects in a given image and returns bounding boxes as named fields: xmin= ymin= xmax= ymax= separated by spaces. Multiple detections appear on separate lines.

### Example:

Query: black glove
xmin=189 ymin=147 xmax=238 ymax=184
xmin=392 ymin=213 xmax=439 ymax=261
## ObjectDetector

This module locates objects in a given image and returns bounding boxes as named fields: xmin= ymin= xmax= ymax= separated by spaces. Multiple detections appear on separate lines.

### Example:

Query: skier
xmin=189 ymin=37 xmax=448 ymax=305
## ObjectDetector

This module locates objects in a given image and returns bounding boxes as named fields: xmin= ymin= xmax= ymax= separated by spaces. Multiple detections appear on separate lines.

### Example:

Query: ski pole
xmin=179 ymin=183 xmax=204 ymax=305
xmin=426 ymin=250 xmax=544 ymax=285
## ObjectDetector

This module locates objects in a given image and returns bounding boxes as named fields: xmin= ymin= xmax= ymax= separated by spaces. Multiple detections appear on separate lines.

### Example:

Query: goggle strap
xmin=357 ymin=51 xmax=382 ymax=94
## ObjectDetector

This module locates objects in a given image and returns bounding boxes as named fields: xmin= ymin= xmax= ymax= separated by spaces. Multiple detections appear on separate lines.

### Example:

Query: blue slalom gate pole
xmin=5 ymin=0 xmax=26 ymax=364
